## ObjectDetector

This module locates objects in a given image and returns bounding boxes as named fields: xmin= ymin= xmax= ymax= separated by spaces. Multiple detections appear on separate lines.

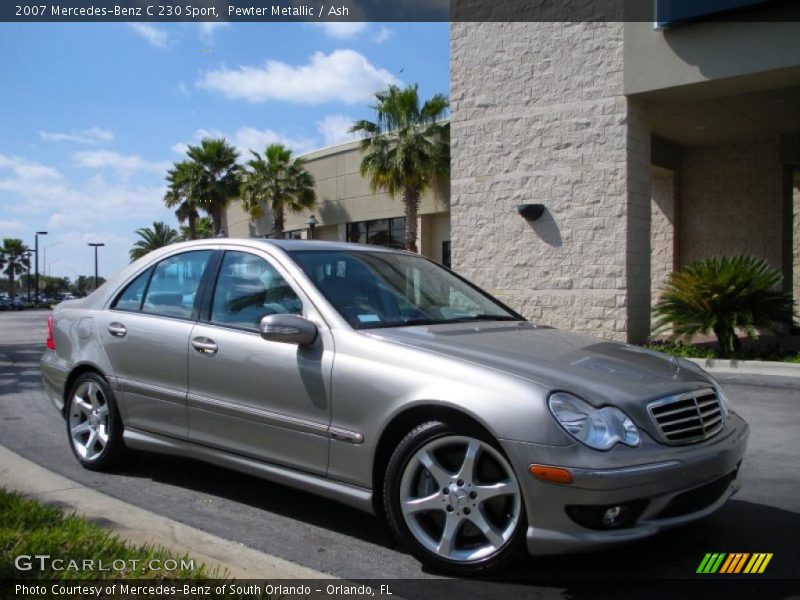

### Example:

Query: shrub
xmin=653 ymin=255 xmax=796 ymax=358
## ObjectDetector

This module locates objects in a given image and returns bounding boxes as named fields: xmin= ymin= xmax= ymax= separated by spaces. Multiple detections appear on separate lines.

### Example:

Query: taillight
xmin=46 ymin=315 xmax=55 ymax=351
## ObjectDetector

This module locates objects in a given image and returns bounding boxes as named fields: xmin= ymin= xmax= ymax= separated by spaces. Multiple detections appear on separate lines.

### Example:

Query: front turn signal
xmin=529 ymin=464 xmax=573 ymax=484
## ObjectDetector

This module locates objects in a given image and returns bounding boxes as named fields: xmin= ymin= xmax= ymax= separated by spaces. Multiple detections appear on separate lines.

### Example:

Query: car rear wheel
xmin=384 ymin=421 xmax=526 ymax=575
xmin=66 ymin=372 xmax=130 ymax=471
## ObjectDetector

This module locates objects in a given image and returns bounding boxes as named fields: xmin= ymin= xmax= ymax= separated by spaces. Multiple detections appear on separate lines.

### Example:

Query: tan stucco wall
xmin=679 ymin=139 xmax=783 ymax=271
xmin=624 ymin=17 xmax=800 ymax=98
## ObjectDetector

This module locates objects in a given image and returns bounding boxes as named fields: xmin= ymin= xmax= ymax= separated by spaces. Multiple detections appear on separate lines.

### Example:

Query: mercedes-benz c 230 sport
xmin=41 ymin=239 xmax=749 ymax=574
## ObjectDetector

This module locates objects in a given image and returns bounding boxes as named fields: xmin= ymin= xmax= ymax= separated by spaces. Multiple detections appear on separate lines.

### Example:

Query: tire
xmin=383 ymin=421 xmax=527 ymax=575
xmin=65 ymin=372 xmax=130 ymax=471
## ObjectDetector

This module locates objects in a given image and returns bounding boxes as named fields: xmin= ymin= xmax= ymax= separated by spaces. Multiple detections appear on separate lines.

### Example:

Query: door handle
xmin=107 ymin=322 xmax=127 ymax=337
xmin=191 ymin=337 xmax=218 ymax=355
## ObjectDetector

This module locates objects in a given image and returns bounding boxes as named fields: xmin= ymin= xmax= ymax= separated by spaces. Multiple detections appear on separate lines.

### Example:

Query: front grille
xmin=648 ymin=388 xmax=724 ymax=445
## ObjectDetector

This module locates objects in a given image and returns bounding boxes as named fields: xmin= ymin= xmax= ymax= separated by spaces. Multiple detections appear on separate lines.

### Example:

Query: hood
xmin=364 ymin=322 xmax=715 ymax=435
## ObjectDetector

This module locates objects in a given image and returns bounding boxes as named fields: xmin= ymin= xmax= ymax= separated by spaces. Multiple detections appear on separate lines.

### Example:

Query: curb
xmin=0 ymin=444 xmax=332 ymax=580
xmin=688 ymin=358 xmax=800 ymax=377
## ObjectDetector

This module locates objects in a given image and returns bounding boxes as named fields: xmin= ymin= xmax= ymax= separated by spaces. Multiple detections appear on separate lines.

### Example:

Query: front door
xmin=187 ymin=249 xmax=332 ymax=475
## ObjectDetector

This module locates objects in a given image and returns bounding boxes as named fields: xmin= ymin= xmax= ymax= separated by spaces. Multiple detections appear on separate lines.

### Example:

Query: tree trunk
xmin=209 ymin=206 xmax=223 ymax=237
xmin=187 ymin=212 xmax=197 ymax=240
xmin=403 ymin=186 xmax=420 ymax=253
xmin=713 ymin=322 xmax=736 ymax=358
xmin=272 ymin=206 xmax=285 ymax=239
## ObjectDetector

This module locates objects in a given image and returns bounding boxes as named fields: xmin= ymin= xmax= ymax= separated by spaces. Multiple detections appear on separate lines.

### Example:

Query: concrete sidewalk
xmin=0 ymin=444 xmax=331 ymax=580
xmin=688 ymin=357 xmax=800 ymax=377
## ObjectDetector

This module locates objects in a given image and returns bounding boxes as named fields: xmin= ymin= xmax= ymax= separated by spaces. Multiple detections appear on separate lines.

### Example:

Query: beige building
xmin=225 ymin=11 xmax=800 ymax=344
xmin=223 ymin=139 xmax=452 ymax=265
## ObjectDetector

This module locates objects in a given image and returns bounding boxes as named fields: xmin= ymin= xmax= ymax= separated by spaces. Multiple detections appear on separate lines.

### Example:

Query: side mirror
xmin=259 ymin=314 xmax=318 ymax=346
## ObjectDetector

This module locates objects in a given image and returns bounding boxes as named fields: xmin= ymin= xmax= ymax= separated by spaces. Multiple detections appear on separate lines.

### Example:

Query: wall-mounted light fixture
xmin=305 ymin=214 xmax=318 ymax=240
xmin=517 ymin=204 xmax=546 ymax=221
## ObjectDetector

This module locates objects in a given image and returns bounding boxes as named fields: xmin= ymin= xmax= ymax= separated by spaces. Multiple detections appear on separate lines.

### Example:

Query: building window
xmin=346 ymin=218 xmax=406 ymax=249
xmin=283 ymin=230 xmax=303 ymax=240
xmin=442 ymin=241 xmax=451 ymax=268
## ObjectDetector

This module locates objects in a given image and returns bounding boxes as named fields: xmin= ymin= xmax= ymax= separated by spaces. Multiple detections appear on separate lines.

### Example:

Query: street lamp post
xmin=24 ymin=250 xmax=32 ymax=301
xmin=88 ymin=243 xmax=105 ymax=291
xmin=34 ymin=231 xmax=47 ymax=303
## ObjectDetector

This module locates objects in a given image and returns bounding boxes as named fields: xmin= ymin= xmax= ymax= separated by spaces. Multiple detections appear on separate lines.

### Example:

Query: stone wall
xmin=651 ymin=167 xmax=676 ymax=311
xmin=450 ymin=22 xmax=651 ymax=342
xmin=679 ymin=140 xmax=783 ymax=270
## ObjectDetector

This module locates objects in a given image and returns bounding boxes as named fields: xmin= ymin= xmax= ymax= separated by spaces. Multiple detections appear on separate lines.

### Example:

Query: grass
xmin=0 ymin=487 xmax=219 ymax=581
xmin=645 ymin=340 xmax=800 ymax=363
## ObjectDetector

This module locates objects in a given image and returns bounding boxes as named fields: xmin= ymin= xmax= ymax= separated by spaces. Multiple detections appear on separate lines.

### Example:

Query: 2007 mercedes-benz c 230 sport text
xmin=41 ymin=239 xmax=749 ymax=574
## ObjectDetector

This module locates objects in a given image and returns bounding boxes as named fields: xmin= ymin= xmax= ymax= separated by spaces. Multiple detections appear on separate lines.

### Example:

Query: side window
xmin=211 ymin=251 xmax=303 ymax=330
xmin=111 ymin=268 xmax=152 ymax=312
xmin=142 ymin=250 xmax=212 ymax=319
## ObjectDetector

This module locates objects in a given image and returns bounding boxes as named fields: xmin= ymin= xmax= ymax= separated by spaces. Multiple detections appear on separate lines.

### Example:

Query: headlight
xmin=548 ymin=392 xmax=640 ymax=450
xmin=710 ymin=380 xmax=732 ymax=420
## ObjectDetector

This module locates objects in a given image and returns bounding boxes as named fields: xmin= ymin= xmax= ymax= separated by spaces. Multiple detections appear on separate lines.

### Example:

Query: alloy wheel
xmin=68 ymin=381 xmax=110 ymax=461
xmin=398 ymin=435 xmax=522 ymax=562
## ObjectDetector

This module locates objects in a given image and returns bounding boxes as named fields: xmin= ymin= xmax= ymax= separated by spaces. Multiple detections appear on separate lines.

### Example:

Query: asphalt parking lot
xmin=1 ymin=311 xmax=798 ymax=599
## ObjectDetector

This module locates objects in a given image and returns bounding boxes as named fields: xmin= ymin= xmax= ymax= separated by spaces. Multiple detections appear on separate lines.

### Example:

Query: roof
xmin=201 ymin=237 xmax=407 ymax=254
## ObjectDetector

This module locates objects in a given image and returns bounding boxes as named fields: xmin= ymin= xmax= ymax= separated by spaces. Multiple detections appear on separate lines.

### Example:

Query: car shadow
xmin=121 ymin=451 xmax=398 ymax=549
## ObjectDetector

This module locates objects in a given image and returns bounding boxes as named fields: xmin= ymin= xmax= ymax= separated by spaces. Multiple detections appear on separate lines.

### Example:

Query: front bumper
xmin=500 ymin=413 xmax=749 ymax=556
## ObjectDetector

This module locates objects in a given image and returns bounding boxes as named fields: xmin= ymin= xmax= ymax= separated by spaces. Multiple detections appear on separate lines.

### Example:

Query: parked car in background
xmin=41 ymin=239 xmax=749 ymax=574
xmin=8 ymin=297 xmax=26 ymax=311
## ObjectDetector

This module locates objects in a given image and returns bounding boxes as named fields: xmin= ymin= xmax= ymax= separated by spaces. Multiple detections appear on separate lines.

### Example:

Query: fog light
xmin=602 ymin=505 xmax=629 ymax=527
xmin=565 ymin=500 xmax=647 ymax=530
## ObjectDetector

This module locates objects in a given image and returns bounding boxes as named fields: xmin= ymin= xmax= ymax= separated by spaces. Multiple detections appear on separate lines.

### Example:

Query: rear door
xmin=99 ymin=249 xmax=215 ymax=439
xmin=186 ymin=248 xmax=332 ymax=474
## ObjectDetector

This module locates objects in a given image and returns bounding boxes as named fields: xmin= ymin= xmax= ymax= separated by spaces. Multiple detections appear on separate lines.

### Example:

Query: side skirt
xmin=123 ymin=428 xmax=375 ymax=514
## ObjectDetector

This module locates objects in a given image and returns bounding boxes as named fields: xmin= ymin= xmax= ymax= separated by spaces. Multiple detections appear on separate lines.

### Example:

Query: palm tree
xmin=240 ymin=144 xmax=317 ymax=239
xmin=0 ymin=238 xmax=31 ymax=298
xmin=165 ymin=161 xmax=202 ymax=240
xmin=350 ymin=84 xmax=449 ymax=252
xmin=179 ymin=216 xmax=213 ymax=241
xmin=183 ymin=138 xmax=241 ymax=237
xmin=129 ymin=221 xmax=181 ymax=261
xmin=653 ymin=255 xmax=796 ymax=357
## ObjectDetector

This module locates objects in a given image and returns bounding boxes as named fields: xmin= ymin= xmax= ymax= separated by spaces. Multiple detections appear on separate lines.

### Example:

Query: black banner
xmin=2 ymin=0 xmax=800 ymax=23
xmin=2 ymin=578 xmax=800 ymax=600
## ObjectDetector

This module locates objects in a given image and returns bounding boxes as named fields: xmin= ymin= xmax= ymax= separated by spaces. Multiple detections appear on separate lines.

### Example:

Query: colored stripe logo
xmin=697 ymin=553 xmax=773 ymax=574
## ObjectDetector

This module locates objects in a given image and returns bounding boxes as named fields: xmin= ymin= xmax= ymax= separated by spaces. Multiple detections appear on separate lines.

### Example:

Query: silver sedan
xmin=41 ymin=239 xmax=749 ymax=574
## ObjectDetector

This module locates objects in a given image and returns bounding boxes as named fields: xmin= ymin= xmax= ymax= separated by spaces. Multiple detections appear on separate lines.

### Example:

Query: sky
xmin=0 ymin=21 xmax=449 ymax=280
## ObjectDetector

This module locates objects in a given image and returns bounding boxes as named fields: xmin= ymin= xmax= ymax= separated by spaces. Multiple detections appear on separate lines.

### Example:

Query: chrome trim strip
xmin=123 ymin=428 xmax=374 ymax=513
xmin=187 ymin=392 xmax=363 ymax=444
xmin=329 ymin=427 xmax=364 ymax=444
xmin=117 ymin=378 xmax=186 ymax=406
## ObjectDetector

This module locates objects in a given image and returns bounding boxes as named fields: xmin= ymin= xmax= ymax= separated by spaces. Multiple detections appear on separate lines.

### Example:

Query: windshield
xmin=289 ymin=250 xmax=524 ymax=329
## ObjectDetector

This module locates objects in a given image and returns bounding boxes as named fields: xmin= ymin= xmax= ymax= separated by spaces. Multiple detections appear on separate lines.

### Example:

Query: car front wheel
xmin=66 ymin=372 xmax=130 ymax=471
xmin=384 ymin=421 xmax=526 ymax=575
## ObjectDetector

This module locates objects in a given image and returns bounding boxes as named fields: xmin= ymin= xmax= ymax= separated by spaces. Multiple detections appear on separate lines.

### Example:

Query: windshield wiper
xmin=383 ymin=315 xmax=524 ymax=327
xmin=445 ymin=315 xmax=524 ymax=323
